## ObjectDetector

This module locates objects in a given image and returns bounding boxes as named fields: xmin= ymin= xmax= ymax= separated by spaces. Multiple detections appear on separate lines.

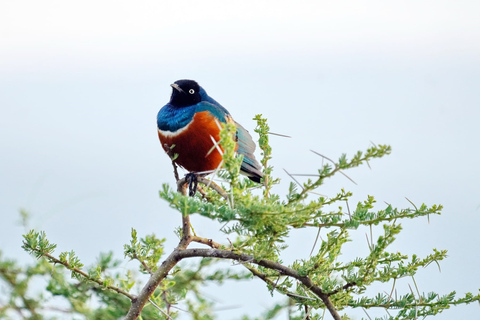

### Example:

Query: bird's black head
xmin=169 ymin=79 xmax=202 ymax=107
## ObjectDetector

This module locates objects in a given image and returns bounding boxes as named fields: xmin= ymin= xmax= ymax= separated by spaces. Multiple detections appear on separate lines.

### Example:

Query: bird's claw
xmin=185 ymin=172 xmax=199 ymax=197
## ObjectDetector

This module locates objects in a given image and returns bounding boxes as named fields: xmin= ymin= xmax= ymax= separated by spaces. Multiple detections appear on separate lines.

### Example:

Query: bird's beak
xmin=170 ymin=83 xmax=185 ymax=93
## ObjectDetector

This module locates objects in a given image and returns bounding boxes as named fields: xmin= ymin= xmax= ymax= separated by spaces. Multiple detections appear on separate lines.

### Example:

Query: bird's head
xmin=170 ymin=79 xmax=202 ymax=107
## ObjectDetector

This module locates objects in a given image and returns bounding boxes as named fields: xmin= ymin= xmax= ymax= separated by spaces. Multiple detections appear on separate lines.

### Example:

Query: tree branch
xmin=191 ymin=236 xmax=224 ymax=249
xmin=175 ymin=248 xmax=342 ymax=320
xmin=125 ymin=244 xmax=342 ymax=320
xmin=124 ymin=247 xmax=186 ymax=319
xmin=131 ymin=253 xmax=153 ymax=275
xmin=37 ymin=251 xmax=134 ymax=300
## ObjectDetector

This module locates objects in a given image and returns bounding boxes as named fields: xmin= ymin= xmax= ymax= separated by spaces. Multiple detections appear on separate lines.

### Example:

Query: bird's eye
xmin=189 ymin=89 xmax=195 ymax=94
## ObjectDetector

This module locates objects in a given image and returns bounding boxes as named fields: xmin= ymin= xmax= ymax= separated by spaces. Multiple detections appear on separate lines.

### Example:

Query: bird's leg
xmin=185 ymin=172 xmax=199 ymax=197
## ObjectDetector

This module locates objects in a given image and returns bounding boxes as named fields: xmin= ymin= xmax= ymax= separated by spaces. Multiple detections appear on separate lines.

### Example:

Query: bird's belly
xmin=157 ymin=111 xmax=224 ymax=173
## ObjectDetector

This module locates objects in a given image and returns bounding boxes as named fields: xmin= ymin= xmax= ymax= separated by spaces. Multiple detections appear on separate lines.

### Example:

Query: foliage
xmin=2 ymin=115 xmax=478 ymax=319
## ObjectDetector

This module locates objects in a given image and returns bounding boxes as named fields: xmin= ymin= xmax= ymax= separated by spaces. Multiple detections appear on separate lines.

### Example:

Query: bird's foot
xmin=185 ymin=172 xmax=199 ymax=197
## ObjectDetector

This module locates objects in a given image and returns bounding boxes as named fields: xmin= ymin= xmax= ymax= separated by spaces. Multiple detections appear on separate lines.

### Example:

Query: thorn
xmin=169 ymin=305 xmax=190 ymax=313
xmin=310 ymin=150 xmax=357 ymax=185
xmin=214 ymin=118 xmax=223 ymax=131
xmin=310 ymin=150 xmax=335 ymax=164
xmin=306 ymin=190 xmax=328 ymax=197
xmin=369 ymin=224 xmax=373 ymax=249
xmin=283 ymin=168 xmax=304 ymax=190
xmin=338 ymin=170 xmax=358 ymax=185
xmin=407 ymin=281 xmax=419 ymax=319
xmin=207 ymin=135 xmax=224 ymax=157
xmin=205 ymin=161 xmax=224 ymax=190
xmin=148 ymin=299 xmax=173 ymax=319
xmin=411 ymin=276 xmax=423 ymax=304
xmin=362 ymin=307 xmax=372 ymax=320
xmin=345 ymin=200 xmax=352 ymax=219
xmin=229 ymin=186 xmax=234 ymax=209
xmin=408 ymin=283 xmax=416 ymax=299
xmin=267 ymin=131 xmax=292 ymax=138
xmin=405 ymin=197 xmax=418 ymax=210
xmin=309 ymin=227 xmax=322 ymax=257
xmin=365 ymin=233 xmax=372 ymax=250
xmin=286 ymin=293 xmax=316 ymax=301
xmin=387 ymin=277 xmax=397 ymax=305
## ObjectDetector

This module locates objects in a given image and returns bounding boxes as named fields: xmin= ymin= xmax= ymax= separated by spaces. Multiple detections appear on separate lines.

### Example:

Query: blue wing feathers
xmin=235 ymin=122 xmax=263 ymax=182
xmin=200 ymin=87 xmax=263 ymax=182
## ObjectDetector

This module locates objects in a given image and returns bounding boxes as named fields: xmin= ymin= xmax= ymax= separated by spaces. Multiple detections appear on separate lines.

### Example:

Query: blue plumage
xmin=157 ymin=79 xmax=263 ymax=183
xmin=157 ymin=101 xmax=227 ymax=133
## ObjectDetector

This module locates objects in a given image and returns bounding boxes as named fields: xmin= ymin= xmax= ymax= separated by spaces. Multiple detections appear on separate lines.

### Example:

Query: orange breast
xmin=158 ymin=111 xmax=226 ymax=173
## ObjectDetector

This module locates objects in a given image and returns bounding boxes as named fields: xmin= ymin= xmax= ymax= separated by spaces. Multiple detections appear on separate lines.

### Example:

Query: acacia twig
xmin=246 ymin=266 xmax=316 ymax=301
xmin=29 ymin=251 xmax=135 ymax=300
xmin=131 ymin=253 xmax=153 ymax=275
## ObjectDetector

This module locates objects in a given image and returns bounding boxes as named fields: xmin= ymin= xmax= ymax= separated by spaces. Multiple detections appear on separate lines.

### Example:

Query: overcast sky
xmin=1 ymin=1 xmax=479 ymax=319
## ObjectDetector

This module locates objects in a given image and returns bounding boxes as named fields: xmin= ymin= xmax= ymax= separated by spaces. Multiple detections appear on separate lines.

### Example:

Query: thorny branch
xmin=124 ymin=177 xmax=343 ymax=320
xmin=126 ymin=247 xmax=342 ymax=319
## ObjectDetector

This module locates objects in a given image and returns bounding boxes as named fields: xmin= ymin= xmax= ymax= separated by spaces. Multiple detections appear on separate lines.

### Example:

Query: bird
xmin=157 ymin=79 xmax=263 ymax=183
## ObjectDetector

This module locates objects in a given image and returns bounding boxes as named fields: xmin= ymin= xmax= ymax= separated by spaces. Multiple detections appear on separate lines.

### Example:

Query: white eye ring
xmin=189 ymin=89 xmax=195 ymax=94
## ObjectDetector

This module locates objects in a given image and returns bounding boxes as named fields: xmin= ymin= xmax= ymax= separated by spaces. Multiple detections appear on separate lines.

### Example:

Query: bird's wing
xmin=235 ymin=122 xmax=263 ymax=182
xmin=197 ymin=88 xmax=263 ymax=182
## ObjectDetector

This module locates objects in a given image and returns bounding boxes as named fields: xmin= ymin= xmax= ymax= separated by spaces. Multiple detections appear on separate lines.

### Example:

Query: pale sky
xmin=1 ymin=1 xmax=479 ymax=319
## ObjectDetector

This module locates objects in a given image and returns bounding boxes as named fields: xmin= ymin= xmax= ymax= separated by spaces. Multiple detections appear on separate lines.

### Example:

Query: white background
xmin=1 ymin=1 xmax=479 ymax=319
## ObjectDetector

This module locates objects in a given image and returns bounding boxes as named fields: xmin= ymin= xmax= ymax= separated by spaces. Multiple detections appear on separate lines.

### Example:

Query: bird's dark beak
xmin=170 ymin=83 xmax=185 ymax=93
